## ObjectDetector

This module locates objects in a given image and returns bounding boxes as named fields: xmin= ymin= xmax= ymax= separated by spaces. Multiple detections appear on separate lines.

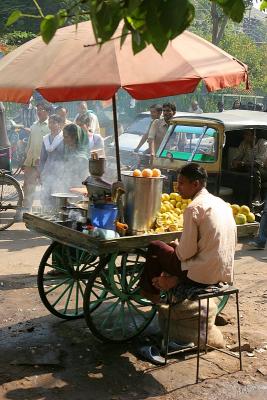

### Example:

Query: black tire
xmin=0 ymin=174 xmax=23 ymax=230
xmin=38 ymin=242 xmax=106 ymax=320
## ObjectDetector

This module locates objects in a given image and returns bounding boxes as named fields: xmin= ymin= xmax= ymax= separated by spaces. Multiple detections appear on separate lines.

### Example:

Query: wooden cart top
xmin=23 ymin=213 xmax=259 ymax=255
xmin=23 ymin=213 xmax=182 ymax=254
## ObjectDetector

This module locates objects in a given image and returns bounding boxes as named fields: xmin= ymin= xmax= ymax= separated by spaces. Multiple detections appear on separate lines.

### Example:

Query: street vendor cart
xmin=23 ymin=211 xmax=231 ymax=343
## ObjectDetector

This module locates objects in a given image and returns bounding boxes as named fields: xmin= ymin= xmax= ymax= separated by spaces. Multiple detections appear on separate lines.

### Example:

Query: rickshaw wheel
xmin=83 ymin=250 xmax=156 ymax=342
xmin=38 ymin=242 xmax=106 ymax=320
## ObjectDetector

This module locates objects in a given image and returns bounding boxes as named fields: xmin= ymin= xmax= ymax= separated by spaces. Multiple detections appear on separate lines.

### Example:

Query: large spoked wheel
xmin=38 ymin=242 xmax=108 ymax=320
xmin=84 ymin=250 xmax=157 ymax=342
xmin=0 ymin=174 xmax=23 ymax=230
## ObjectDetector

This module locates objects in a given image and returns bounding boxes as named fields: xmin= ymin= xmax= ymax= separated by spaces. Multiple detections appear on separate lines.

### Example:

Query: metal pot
xmin=121 ymin=171 xmax=165 ymax=234
xmin=51 ymin=193 xmax=79 ymax=211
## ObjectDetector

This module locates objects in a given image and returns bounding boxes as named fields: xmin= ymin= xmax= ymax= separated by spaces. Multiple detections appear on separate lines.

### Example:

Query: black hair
xmin=76 ymin=114 xmax=91 ymax=126
xmin=49 ymin=114 xmax=63 ymax=125
xmin=162 ymin=102 xmax=176 ymax=113
xmin=150 ymin=104 xmax=162 ymax=112
xmin=55 ymin=105 xmax=67 ymax=113
xmin=63 ymin=123 xmax=79 ymax=143
xmin=36 ymin=101 xmax=52 ymax=113
xmin=179 ymin=163 xmax=208 ymax=185
xmin=255 ymin=103 xmax=264 ymax=111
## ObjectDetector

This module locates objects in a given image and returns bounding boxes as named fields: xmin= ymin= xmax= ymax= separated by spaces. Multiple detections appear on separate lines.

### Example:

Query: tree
xmin=191 ymin=0 xmax=254 ymax=45
xmin=5 ymin=0 xmax=265 ymax=54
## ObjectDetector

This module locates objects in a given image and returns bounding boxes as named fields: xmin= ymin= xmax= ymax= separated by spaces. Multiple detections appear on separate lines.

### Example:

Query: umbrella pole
xmin=112 ymin=95 xmax=121 ymax=181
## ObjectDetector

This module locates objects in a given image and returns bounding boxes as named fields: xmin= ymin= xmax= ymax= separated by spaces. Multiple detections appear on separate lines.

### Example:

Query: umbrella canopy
xmin=0 ymin=21 xmax=248 ymax=103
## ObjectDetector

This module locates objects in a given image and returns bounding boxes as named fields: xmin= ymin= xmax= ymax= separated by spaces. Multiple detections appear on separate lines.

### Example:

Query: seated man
xmin=232 ymin=129 xmax=267 ymax=203
xmin=139 ymin=163 xmax=237 ymax=304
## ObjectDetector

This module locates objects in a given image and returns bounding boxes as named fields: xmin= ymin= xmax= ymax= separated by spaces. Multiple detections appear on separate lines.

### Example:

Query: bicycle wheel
xmin=0 ymin=174 xmax=23 ymax=230
xmin=84 ymin=250 xmax=156 ymax=342
xmin=38 ymin=242 xmax=108 ymax=320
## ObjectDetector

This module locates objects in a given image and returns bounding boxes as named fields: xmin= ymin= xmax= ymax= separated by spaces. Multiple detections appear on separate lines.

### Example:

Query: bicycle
xmin=0 ymin=170 xmax=24 ymax=230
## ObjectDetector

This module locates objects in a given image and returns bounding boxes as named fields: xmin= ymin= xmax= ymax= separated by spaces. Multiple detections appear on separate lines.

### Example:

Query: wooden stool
xmin=163 ymin=285 xmax=242 ymax=383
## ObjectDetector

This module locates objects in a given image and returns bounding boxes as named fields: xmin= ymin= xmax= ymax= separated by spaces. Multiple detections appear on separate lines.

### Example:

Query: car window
xmin=126 ymin=116 xmax=151 ymax=135
xmin=158 ymin=125 xmax=218 ymax=163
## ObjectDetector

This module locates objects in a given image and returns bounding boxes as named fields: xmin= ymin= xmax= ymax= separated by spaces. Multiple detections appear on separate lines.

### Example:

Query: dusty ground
xmin=0 ymin=222 xmax=267 ymax=400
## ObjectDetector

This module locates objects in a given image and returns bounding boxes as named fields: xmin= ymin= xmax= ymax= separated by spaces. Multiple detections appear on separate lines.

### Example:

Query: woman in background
xmin=76 ymin=114 xmax=105 ymax=157
xmin=61 ymin=123 xmax=89 ymax=190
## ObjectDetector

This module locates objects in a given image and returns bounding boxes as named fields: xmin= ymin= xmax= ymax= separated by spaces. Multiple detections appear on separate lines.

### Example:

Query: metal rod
xmin=236 ymin=291 xmax=243 ymax=370
xmin=205 ymin=298 xmax=209 ymax=354
xmin=188 ymin=126 xmax=208 ymax=163
xmin=112 ymin=95 xmax=121 ymax=181
xmin=196 ymin=299 xmax=201 ymax=383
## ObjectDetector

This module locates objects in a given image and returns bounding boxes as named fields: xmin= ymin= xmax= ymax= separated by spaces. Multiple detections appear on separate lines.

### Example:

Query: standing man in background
xmin=21 ymin=102 xmax=51 ymax=213
xmin=134 ymin=104 xmax=162 ymax=153
xmin=148 ymin=103 xmax=183 ymax=157
xmin=74 ymin=101 xmax=101 ymax=135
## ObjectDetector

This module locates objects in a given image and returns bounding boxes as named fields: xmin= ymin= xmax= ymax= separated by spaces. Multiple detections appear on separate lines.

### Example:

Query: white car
xmin=108 ymin=111 xmax=195 ymax=167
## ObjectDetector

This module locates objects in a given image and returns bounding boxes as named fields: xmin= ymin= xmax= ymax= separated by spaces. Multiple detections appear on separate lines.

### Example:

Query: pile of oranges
xmin=133 ymin=168 xmax=161 ymax=178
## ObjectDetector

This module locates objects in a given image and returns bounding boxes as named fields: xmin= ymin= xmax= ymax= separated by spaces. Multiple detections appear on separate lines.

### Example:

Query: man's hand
xmin=169 ymin=239 xmax=179 ymax=249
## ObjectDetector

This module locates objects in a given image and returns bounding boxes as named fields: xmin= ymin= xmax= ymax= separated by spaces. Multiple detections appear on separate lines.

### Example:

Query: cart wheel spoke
xmin=44 ymin=277 xmax=72 ymax=295
xmin=84 ymin=250 xmax=156 ymax=342
xmin=38 ymin=243 xmax=105 ymax=320
xmin=52 ymin=281 xmax=74 ymax=307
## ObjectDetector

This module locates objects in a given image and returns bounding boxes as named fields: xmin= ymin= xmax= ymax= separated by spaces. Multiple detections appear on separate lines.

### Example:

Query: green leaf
xmin=40 ymin=15 xmax=59 ymax=44
xmin=6 ymin=10 xmax=22 ymax=27
xmin=131 ymin=31 xmax=146 ymax=54
xmin=260 ymin=1 xmax=267 ymax=10
xmin=160 ymin=0 xmax=195 ymax=39
xmin=214 ymin=0 xmax=245 ymax=23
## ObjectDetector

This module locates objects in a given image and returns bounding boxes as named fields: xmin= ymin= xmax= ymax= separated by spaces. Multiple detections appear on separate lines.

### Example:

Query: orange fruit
xmin=141 ymin=168 xmax=153 ymax=178
xmin=152 ymin=168 xmax=161 ymax=177
xmin=133 ymin=169 xmax=142 ymax=177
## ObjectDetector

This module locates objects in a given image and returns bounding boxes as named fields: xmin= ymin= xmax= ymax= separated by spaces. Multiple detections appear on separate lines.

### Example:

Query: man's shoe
xmin=247 ymin=241 xmax=265 ymax=250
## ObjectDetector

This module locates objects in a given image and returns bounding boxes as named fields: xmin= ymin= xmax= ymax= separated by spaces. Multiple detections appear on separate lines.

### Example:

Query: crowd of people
xmin=17 ymin=100 xmax=105 ymax=217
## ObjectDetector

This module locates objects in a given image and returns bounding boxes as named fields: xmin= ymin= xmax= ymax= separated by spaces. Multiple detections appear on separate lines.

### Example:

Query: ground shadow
xmin=0 ymin=227 xmax=50 ymax=252
xmin=0 ymin=314 xmax=167 ymax=400
xmin=0 ymin=273 xmax=37 ymax=291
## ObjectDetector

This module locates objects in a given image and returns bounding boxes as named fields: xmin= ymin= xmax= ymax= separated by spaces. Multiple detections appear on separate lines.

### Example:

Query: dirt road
xmin=0 ymin=222 xmax=267 ymax=400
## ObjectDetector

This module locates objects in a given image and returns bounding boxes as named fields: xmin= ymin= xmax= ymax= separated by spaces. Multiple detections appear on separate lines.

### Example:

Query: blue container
xmin=90 ymin=204 xmax=118 ymax=230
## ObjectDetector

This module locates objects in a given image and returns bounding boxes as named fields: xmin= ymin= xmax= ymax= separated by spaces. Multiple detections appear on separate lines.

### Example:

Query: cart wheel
xmin=0 ymin=174 xmax=23 ymax=230
xmin=38 ymin=242 xmax=106 ymax=320
xmin=84 ymin=250 xmax=157 ymax=342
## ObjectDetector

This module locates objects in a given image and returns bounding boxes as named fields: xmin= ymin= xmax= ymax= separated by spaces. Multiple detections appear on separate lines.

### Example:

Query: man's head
xmin=177 ymin=163 xmax=208 ymax=199
xmin=36 ymin=102 xmax=51 ymax=122
xmin=255 ymin=103 xmax=264 ymax=111
xmin=55 ymin=106 xmax=68 ymax=122
xmin=76 ymin=114 xmax=91 ymax=132
xmin=191 ymin=100 xmax=199 ymax=111
xmin=150 ymin=104 xmax=162 ymax=120
xmin=217 ymin=101 xmax=224 ymax=112
xmin=48 ymin=114 xmax=63 ymax=135
xmin=243 ymin=129 xmax=254 ymax=145
xmin=232 ymin=99 xmax=240 ymax=109
xmin=162 ymin=102 xmax=176 ymax=122
xmin=78 ymin=101 xmax=88 ymax=114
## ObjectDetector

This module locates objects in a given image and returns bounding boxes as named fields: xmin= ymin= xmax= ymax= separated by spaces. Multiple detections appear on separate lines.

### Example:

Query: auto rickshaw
xmin=153 ymin=110 xmax=267 ymax=207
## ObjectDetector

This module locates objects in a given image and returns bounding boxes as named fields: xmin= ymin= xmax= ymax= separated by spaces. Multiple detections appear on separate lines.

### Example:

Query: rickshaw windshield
xmin=157 ymin=125 xmax=218 ymax=163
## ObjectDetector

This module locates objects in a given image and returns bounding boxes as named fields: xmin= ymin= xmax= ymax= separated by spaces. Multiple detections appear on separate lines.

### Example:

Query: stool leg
xmin=205 ymin=298 xmax=209 ymax=354
xmin=196 ymin=298 xmax=201 ymax=383
xmin=164 ymin=298 xmax=172 ymax=365
xmin=236 ymin=291 xmax=242 ymax=371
